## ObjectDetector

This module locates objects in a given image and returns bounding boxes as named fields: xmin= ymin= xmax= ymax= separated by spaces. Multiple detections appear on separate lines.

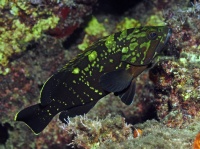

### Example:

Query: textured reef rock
xmin=0 ymin=0 xmax=200 ymax=148
xmin=58 ymin=115 xmax=200 ymax=149
xmin=0 ymin=0 xmax=97 ymax=75
xmin=100 ymin=118 xmax=200 ymax=149
xmin=150 ymin=0 xmax=200 ymax=128
xmin=0 ymin=0 xmax=97 ymax=148
xmin=61 ymin=115 xmax=134 ymax=149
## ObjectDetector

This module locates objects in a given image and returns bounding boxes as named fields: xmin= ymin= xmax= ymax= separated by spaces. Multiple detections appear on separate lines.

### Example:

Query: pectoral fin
xmin=114 ymin=80 xmax=136 ymax=105
xmin=99 ymin=69 xmax=133 ymax=93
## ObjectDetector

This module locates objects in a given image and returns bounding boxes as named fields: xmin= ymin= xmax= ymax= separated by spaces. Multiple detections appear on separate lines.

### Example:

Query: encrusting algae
xmin=0 ymin=1 xmax=60 ymax=74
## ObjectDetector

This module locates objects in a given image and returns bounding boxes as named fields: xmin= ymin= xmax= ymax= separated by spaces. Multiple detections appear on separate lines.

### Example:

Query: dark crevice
xmin=0 ymin=122 xmax=12 ymax=145
xmin=123 ymin=103 xmax=159 ymax=125
xmin=94 ymin=0 xmax=142 ymax=15
xmin=62 ymin=27 xmax=84 ymax=50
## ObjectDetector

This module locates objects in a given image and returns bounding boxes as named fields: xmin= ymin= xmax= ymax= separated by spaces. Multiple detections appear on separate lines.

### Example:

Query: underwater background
xmin=0 ymin=0 xmax=200 ymax=148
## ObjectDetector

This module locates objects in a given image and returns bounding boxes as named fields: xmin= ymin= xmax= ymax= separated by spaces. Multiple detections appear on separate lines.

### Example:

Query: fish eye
xmin=148 ymin=32 xmax=157 ymax=40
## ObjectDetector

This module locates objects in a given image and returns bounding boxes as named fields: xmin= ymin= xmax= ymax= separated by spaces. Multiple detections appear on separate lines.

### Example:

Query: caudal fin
xmin=15 ymin=104 xmax=54 ymax=134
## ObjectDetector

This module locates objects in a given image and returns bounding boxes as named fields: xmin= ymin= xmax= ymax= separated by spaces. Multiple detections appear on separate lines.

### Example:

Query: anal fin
xmin=59 ymin=101 xmax=98 ymax=124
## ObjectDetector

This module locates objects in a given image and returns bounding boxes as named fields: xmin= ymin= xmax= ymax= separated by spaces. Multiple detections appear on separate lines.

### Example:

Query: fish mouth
xmin=164 ymin=28 xmax=172 ymax=45
xmin=155 ymin=28 xmax=172 ymax=53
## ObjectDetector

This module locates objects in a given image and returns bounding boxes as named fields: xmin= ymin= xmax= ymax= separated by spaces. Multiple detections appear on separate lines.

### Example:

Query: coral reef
xmin=99 ymin=119 xmax=200 ymax=149
xmin=60 ymin=117 xmax=200 ymax=149
xmin=62 ymin=115 xmax=133 ymax=149
xmin=149 ymin=0 xmax=200 ymax=128
xmin=0 ymin=0 xmax=199 ymax=148
xmin=0 ymin=0 xmax=97 ymax=75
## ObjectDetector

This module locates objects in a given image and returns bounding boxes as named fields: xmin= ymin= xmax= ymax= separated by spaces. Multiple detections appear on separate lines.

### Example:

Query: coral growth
xmin=61 ymin=115 xmax=133 ymax=149
xmin=78 ymin=16 xmax=108 ymax=51
xmin=0 ymin=1 xmax=59 ymax=74
xmin=0 ymin=0 xmax=97 ymax=75
xmin=60 ymin=118 xmax=200 ymax=148
xmin=148 ymin=0 xmax=200 ymax=128
xmin=98 ymin=119 xmax=200 ymax=148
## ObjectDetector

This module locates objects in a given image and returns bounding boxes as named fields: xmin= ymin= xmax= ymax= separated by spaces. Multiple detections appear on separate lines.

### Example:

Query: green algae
xmin=146 ymin=14 xmax=166 ymax=26
xmin=85 ymin=16 xmax=108 ymax=36
xmin=116 ymin=17 xmax=141 ymax=31
xmin=78 ymin=16 xmax=108 ymax=51
xmin=0 ymin=2 xmax=59 ymax=75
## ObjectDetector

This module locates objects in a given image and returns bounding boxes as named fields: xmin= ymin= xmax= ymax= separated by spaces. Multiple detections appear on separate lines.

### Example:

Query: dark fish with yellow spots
xmin=15 ymin=26 xmax=172 ymax=134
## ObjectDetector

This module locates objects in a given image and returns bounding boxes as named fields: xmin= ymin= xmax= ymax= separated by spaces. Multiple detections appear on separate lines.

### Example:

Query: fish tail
xmin=14 ymin=104 xmax=54 ymax=134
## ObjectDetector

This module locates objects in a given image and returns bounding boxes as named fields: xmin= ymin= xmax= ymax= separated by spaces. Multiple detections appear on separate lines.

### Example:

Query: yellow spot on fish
xmin=122 ymin=47 xmax=129 ymax=53
xmin=99 ymin=66 xmax=104 ymax=72
xmin=72 ymin=67 xmax=80 ymax=74
xmin=131 ymin=38 xmax=136 ymax=42
xmin=131 ymin=57 xmax=136 ymax=63
xmin=89 ymin=71 xmax=92 ymax=76
xmin=129 ymin=42 xmax=138 ymax=50
xmin=140 ymin=40 xmax=151 ymax=49
xmin=84 ymin=67 xmax=89 ymax=71
xmin=88 ymin=51 xmax=97 ymax=62
xmin=109 ymin=59 xmax=113 ymax=63
xmin=105 ymin=34 xmax=116 ymax=50
xmin=86 ymin=81 xmax=89 ymax=86
xmin=91 ymin=61 xmax=96 ymax=67
xmin=118 ymin=30 xmax=127 ymax=41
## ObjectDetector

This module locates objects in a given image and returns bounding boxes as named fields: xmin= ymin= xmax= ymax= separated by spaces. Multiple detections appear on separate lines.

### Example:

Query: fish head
xmin=121 ymin=26 xmax=172 ymax=65
xmin=145 ymin=26 xmax=172 ymax=53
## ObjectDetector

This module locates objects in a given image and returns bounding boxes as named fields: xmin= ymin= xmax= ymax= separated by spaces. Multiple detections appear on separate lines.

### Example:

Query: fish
xmin=15 ymin=26 xmax=172 ymax=134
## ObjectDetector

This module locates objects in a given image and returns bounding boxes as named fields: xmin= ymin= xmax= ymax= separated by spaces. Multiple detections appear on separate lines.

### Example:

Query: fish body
xmin=15 ymin=26 xmax=172 ymax=134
